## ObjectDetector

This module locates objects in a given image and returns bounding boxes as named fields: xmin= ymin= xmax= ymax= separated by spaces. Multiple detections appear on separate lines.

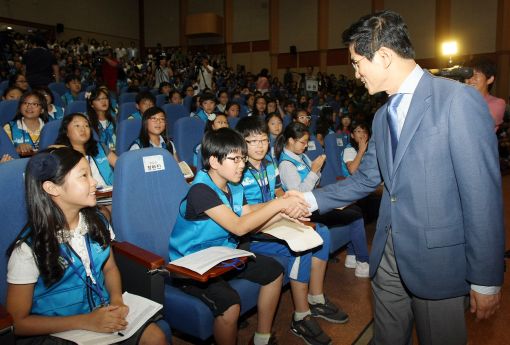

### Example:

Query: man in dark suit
xmin=297 ymin=10 xmax=504 ymax=345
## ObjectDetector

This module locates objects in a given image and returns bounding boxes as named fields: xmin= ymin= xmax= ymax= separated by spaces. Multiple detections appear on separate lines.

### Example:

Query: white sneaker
xmin=344 ymin=255 xmax=356 ymax=268
xmin=355 ymin=261 xmax=370 ymax=278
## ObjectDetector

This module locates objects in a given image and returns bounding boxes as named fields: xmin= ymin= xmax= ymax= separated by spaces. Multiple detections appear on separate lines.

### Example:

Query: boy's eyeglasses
xmin=245 ymin=139 xmax=269 ymax=146
xmin=226 ymin=156 xmax=248 ymax=163
xmin=22 ymin=102 xmax=41 ymax=107
xmin=298 ymin=115 xmax=312 ymax=120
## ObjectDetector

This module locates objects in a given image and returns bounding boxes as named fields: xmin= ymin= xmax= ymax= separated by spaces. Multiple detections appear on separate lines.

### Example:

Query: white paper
xmin=178 ymin=161 xmax=194 ymax=179
xmin=307 ymin=141 xmax=316 ymax=151
xmin=261 ymin=219 xmax=323 ymax=252
xmin=336 ymin=138 xmax=344 ymax=147
xmin=51 ymin=292 xmax=163 ymax=345
xmin=143 ymin=155 xmax=165 ymax=173
xmin=170 ymin=246 xmax=255 ymax=275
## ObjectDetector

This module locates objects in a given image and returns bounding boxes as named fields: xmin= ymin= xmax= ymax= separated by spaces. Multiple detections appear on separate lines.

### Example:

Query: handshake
xmin=278 ymin=190 xmax=312 ymax=222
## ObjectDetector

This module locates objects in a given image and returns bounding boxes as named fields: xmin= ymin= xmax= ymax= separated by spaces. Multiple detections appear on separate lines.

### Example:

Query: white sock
xmin=308 ymin=293 xmax=325 ymax=305
xmin=294 ymin=309 xmax=312 ymax=321
xmin=253 ymin=332 xmax=271 ymax=345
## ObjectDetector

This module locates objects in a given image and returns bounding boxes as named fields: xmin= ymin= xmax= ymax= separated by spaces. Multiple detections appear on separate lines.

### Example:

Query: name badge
xmin=143 ymin=155 xmax=165 ymax=173
xmin=307 ymin=141 xmax=316 ymax=151
xmin=336 ymin=138 xmax=344 ymax=147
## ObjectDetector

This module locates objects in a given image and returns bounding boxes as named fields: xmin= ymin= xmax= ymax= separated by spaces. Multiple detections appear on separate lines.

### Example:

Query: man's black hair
xmin=65 ymin=74 xmax=81 ymax=84
xmin=235 ymin=116 xmax=268 ymax=138
xmin=200 ymin=92 xmax=217 ymax=104
xmin=466 ymin=57 xmax=497 ymax=79
xmin=342 ymin=10 xmax=415 ymax=60
xmin=201 ymin=127 xmax=247 ymax=170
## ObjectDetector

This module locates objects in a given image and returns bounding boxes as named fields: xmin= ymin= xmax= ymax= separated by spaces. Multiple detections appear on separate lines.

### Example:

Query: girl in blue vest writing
xmin=3 ymin=91 xmax=48 ymax=155
xmin=169 ymin=128 xmax=309 ymax=345
xmin=6 ymin=147 xmax=166 ymax=344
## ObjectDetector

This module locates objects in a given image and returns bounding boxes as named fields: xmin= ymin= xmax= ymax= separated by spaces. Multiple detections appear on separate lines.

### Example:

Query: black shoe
xmin=310 ymin=296 xmax=349 ymax=324
xmin=290 ymin=315 xmax=332 ymax=345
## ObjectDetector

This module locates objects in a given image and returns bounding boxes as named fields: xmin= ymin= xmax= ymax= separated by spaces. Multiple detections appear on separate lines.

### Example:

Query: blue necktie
xmin=387 ymin=93 xmax=403 ymax=160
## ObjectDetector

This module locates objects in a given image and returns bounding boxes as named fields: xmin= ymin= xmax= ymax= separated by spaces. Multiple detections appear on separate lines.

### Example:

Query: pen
xmin=117 ymin=332 xmax=124 ymax=337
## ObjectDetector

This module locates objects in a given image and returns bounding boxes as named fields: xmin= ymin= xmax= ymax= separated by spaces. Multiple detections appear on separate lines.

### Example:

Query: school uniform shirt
xmin=278 ymin=148 xmax=320 ymax=192
xmin=48 ymin=104 xmax=65 ymax=121
xmin=185 ymin=183 xmax=248 ymax=221
xmin=129 ymin=136 xmax=176 ymax=153
xmin=87 ymin=155 xmax=108 ymax=187
xmin=7 ymin=212 xmax=115 ymax=286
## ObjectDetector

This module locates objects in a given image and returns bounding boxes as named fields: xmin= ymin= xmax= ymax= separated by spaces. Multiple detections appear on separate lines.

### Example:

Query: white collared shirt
xmin=393 ymin=64 xmax=424 ymax=138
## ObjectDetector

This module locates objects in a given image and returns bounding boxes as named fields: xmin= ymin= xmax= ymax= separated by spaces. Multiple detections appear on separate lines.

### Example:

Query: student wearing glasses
xmin=4 ymin=91 xmax=48 ymax=155
xmin=169 ymin=128 xmax=310 ymax=345
xmin=129 ymin=106 xmax=179 ymax=162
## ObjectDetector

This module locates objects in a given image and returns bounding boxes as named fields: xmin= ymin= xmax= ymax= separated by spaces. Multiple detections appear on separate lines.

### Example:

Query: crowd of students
xmin=2 ymin=31 xmax=508 ymax=345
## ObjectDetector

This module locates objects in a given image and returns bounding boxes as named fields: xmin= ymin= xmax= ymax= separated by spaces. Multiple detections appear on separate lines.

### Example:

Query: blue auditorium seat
xmin=112 ymin=148 xmax=262 ymax=341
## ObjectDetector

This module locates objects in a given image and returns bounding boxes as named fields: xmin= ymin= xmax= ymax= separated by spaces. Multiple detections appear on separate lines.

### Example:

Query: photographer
xmin=197 ymin=56 xmax=214 ymax=91
xmin=465 ymin=57 xmax=506 ymax=131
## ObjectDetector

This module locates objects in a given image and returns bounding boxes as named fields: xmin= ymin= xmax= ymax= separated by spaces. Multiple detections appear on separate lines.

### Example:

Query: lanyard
xmin=60 ymin=235 xmax=106 ymax=307
xmin=248 ymin=162 xmax=272 ymax=202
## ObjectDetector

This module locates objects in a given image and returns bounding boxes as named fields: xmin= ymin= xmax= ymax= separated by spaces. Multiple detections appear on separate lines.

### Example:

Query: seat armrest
xmin=112 ymin=241 xmax=165 ymax=270
xmin=166 ymin=256 xmax=248 ymax=283
xmin=0 ymin=304 xmax=13 ymax=335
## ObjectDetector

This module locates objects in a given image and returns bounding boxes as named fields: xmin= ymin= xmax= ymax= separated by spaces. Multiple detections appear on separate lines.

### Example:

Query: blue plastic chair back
xmin=118 ymin=102 xmax=138 ymax=123
xmin=227 ymin=117 xmax=239 ymax=129
xmin=305 ymin=135 xmax=324 ymax=161
xmin=115 ymin=119 xmax=142 ymax=156
xmin=0 ymin=127 xmax=19 ymax=159
xmin=321 ymin=133 xmax=345 ymax=186
xmin=0 ymin=80 xmax=8 ymax=95
xmin=163 ymin=104 xmax=189 ymax=138
xmin=119 ymin=92 xmax=137 ymax=104
xmin=0 ymin=158 xmax=29 ymax=304
xmin=48 ymin=82 xmax=67 ymax=96
xmin=0 ymin=100 xmax=19 ymax=126
xmin=64 ymin=100 xmax=87 ymax=116
xmin=172 ymin=117 xmax=205 ymax=166
xmin=182 ymin=95 xmax=192 ymax=113
xmin=156 ymin=94 xmax=167 ymax=107
xmin=52 ymin=91 xmax=64 ymax=107
xmin=39 ymin=119 xmax=62 ymax=150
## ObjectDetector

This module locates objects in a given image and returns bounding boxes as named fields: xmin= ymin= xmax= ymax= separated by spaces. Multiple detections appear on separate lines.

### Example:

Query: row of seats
xmin=0 ymin=144 xmax=353 ymax=342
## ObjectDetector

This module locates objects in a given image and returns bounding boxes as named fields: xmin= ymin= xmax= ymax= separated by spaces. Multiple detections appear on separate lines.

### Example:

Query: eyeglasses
xmin=149 ymin=117 xmax=166 ymax=123
xmin=351 ymin=56 xmax=366 ymax=71
xmin=94 ymin=97 xmax=109 ymax=101
xmin=226 ymin=156 xmax=248 ymax=164
xmin=245 ymin=138 xmax=269 ymax=146
xmin=16 ymin=79 xmax=28 ymax=84
xmin=22 ymin=102 xmax=41 ymax=107
xmin=298 ymin=115 xmax=312 ymax=120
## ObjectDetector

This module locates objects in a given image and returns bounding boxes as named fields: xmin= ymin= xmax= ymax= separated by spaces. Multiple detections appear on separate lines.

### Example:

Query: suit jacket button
xmin=390 ymin=195 xmax=397 ymax=202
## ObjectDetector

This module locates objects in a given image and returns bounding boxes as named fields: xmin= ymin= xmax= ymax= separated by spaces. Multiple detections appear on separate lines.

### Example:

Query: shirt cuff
xmin=471 ymin=284 xmax=501 ymax=295
xmin=304 ymin=192 xmax=318 ymax=213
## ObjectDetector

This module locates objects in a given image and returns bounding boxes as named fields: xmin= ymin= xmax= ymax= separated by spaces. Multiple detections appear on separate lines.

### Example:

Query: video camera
xmin=428 ymin=66 xmax=473 ymax=81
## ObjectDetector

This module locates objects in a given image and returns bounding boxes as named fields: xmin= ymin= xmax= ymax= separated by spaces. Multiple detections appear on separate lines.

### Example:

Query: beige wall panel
xmin=451 ymin=0 xmax=497 ymax=55
xmin=0 ymin=0 xmax=138 ymax=40
xmin=279 ymin=0 xmax=318 ymax=53
xmin=187 ymin=0 xmax=223 ymax=15
xmin=144 ymin=0 xmax=180 ymax=47
xmin=328 ymin=0 xmax=371 ymax=49
xmin=232 ymin=0 xmax=269 ymax=42
xmin=232 ymin=51 xmax=270 ymax=74
xmin=385 ymin=0 xmax=436 ymax=59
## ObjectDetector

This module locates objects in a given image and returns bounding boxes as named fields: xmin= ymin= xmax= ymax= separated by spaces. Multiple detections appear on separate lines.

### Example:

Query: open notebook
xmin=51 ymin=292 xmax=162 ymax=345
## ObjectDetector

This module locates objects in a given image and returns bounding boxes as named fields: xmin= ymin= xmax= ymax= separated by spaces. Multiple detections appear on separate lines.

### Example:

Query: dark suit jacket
xmin=313 ymin=71 xmax=504 ymax=299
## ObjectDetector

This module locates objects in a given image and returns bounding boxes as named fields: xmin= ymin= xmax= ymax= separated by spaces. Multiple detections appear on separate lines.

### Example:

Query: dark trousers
xmin=371 ymin=231 xmax=467 ymax=345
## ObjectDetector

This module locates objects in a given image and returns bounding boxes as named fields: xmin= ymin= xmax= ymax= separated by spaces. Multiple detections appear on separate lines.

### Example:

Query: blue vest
xmin=279 ymin=151 xmax=312 ymax=191
xmin=169 ymin=170 xmax=243 ymax=261
xmin=340 ymin=143 xmax=352 ymax=177
xmin=97 ymin=121 xmax=116 ymax=149
xmin=128 ymin=110 xmax=142 ymax=120
xmin=194 ymin=109 xmax=209 ymax=122
xmin=241 ymin=155 xmax=278 ymax=204
xmin=91 ymin=143 xmax=114 ymax=185
xmin=8 ymin=120 xmax=42 ymax=150
xmin=30 ymin=234 xmax=110 ymax=316
xmin=192 ymin=144 xmax=201 ymax=167
xmin=61 ymin=92 xmax=77 ymax=107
